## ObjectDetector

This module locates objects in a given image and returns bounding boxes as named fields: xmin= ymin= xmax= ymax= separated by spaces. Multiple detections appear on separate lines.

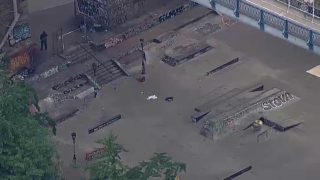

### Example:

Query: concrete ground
xmin=53 ymin=14 xmax=320 ymax=180
xmin=31 ymin=5 xmax=213 ymax=100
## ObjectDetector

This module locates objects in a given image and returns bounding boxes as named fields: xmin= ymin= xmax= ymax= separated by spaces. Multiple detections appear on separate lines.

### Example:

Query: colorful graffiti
xmin=85 ymin=148 xmax=105 ymax=161
xmin=8 ymin=23 xmax=31 ymax=46
xmin=9 ymin=51 xmax=30 ymax=71
xmin=26 ymin=59 xmax=73 ymax=83
xmin=104 ymin=1 xmax=198 ymax=49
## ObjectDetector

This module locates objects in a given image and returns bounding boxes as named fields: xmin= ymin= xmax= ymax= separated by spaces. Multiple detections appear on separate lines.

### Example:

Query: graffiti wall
xmin=107 ymin=0 xmax=146 ymax=27
xmin=9 ymin=50 xmax=30 ymax=71
xmin=76 ymin=0 xmax=193 ymax=28
xmin=77 ymin=0 xmax=109 ymax=26
xmin=104 ymin=1 xmax=198 ymax=49
xmin=8 ymin=23 xmax=31 ymax=46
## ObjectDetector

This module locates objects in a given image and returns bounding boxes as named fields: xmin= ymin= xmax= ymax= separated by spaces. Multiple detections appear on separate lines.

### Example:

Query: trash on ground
xmin=165 ymin=97 xmax=173 ymax=102
xmin=147 ymin=95 xmax=157 ymax=100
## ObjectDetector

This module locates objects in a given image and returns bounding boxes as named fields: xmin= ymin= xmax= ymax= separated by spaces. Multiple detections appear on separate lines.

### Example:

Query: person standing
xmin=40 ymin=31 xmax=48 ymax=51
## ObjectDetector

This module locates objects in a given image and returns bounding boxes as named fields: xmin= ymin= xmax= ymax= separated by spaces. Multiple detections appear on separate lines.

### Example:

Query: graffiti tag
xmin=8 ymin=23 xmax=31 ymax=46
xmin=104 ymin=2 xmax=198 ymax=49
xmin=85 ymin=148 xmax=105 ymax=161
xmin=10 ymin=52 xmax=30 ymax=71
xmin=262 ymin=92 xmax=294 ymax=111
xmin=52 ymin=74 xmax=84 ymax=90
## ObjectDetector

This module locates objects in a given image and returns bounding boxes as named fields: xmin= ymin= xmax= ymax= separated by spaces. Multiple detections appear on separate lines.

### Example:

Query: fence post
xmin=282 ymin=19 xmax=288 ymax=38
xmin=308 ymin=29 xmax=314 ymax=51
xmin=258 ymin=9 xmax=264 ymax=30
xmin=210 ymin=0 xmax=215 ymax=9
xmin=234 ymin=0 xmax=240 ymax=17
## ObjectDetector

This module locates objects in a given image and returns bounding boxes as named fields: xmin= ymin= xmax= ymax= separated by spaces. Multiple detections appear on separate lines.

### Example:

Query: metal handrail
xmin=76 ymin=42 xmax=112 ymax=74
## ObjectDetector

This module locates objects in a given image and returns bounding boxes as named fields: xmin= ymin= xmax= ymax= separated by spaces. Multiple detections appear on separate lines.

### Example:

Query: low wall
xmin=103 ymin=1 xmax=198 ymax=48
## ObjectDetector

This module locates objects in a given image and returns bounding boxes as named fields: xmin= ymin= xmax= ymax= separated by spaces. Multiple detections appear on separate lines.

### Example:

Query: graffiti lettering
xmin=262 ymin=92 xmax=294 ymax=111
xmin=8 ymin=23 xmax=31 ymax=46
xmin=38 ymin=66 xmax=59 ymax=80
xmin=104 ymin=2 xmax=198 ymax=49
xmin=51 ymin=93 xmax=75 ymax=103
xmin=85 ymin=148 xmax=105 ymax=161
xmin=52 ymin=74 xmax=84 ymax=90
xmin=58 ymin=60 xmax=71 ymax=71
xmin=63 ymin=82 xmax=87 ymax=94
xmin=10 ymin=52 xmax=30 ymax=71
xmin=195 ymin=23 xmax=221 ymax=36
xmin=159 ymin=7 xmax=183 ymax=23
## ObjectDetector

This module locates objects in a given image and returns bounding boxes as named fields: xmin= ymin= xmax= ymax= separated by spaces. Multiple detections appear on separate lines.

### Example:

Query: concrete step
xmin=85 ymin=60 xmax=126 ymax=86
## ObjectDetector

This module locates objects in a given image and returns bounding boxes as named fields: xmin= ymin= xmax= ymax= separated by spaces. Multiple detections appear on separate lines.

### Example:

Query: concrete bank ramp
xmin=200 ymin=87 xmax=284 ymax=141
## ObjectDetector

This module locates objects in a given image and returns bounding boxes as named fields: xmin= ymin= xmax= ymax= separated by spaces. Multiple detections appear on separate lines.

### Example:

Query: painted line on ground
xmin=306 ymin=65 xmax=320 ymax=77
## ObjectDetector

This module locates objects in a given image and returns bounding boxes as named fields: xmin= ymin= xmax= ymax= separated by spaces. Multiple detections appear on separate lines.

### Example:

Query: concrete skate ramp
xmin=162 ymin=38 xmax=213 ymax=67
xmin=200 ymin=88 xmax=284 ymax=140
xmin=195 ymin=84 xmax=264 ymax=112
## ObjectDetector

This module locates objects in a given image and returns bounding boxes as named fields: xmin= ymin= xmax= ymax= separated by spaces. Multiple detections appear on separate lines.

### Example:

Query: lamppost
xmin=71 ymin=132 xmax=77 ymax=165
xmin=140 ymin=38 xmax=146 ymax=74
xmin=92 ymin=62 xmax=98 ymax=98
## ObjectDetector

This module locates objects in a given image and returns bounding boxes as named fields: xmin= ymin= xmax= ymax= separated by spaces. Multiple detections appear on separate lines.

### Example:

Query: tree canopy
xmin=84 ymin=134 xmax=186 ymax=180
xmin=0 ymin=70 xmax=58 ymax=180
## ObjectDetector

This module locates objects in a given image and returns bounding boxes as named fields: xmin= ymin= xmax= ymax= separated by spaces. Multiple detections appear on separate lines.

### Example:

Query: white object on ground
xmin=147 ymin=95 xmax=157 ymax=100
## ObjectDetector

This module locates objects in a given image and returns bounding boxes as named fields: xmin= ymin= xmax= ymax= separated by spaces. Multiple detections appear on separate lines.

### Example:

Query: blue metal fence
xmin=210 ymin=0 xmax=320 ymax=50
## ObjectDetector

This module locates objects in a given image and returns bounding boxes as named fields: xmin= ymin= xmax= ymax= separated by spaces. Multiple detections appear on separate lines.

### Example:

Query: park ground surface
xmin=49 ymin=11 xmax=320 ymax=180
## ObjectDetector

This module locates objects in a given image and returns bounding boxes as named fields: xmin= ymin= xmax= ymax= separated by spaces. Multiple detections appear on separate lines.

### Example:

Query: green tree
xmin=84 ymin=134 xmax=186 ymax=180
xmin=0 ymin=70 xmax=58 ymax=179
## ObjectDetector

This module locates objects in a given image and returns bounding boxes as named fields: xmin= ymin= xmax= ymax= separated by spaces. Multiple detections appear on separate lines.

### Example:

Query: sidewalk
xmin=247 ymin=0 xmax=320 ymax=31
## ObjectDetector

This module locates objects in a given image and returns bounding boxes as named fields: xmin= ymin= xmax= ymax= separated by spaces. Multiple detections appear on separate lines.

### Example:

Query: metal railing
xmin=210 ymin=0 xmax=320 ymax=50
xmin=278 ymin=0 xmax=320 ymax=18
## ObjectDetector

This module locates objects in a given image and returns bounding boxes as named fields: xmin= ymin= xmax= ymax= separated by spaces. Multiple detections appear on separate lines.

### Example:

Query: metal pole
xmin=312 ymin=0 xmax=315 ymax=22
xmin=73 ymin=140 xmax=76 ymax=164
xmin=84 ymin=16 xmax=87 ymax=42
xmin=140 ymin=39 xmax=146 ymax=75
xmin=71 ymin=132 xmax=77 ymax=165
xmin=92 ymin=63 xmax=98 ymax=98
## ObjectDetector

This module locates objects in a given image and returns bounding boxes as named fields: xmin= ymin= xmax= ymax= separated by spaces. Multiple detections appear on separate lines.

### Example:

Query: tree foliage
xmin=0 ymin=70 xmax=58 ymax=179
xmin=85 ymin=134 xmax=186 ymax=180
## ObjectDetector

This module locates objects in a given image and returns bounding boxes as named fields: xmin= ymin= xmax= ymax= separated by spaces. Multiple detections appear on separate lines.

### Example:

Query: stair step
xmin=97 ymin=72 xmax=124 ymax=85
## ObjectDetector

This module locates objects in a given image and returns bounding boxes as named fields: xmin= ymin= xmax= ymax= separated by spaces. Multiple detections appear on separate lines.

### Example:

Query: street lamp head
xmin=71 ymin=132 xmax=76 ymax=140
xmin=92 ymin=62 xmax=97 ymax=70
xmin=140 ymin=38 xmax=144 ymax=44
